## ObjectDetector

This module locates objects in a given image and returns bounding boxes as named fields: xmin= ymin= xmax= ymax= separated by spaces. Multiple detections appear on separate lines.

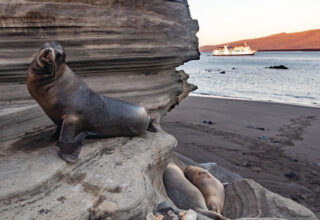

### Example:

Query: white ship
xmin=213 ymin=43 xmax=257 ymax=56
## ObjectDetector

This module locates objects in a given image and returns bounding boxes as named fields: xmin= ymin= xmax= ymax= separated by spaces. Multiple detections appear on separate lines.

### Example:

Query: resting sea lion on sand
xmin=163 ymin=162 xmax=230 ymax=220
xmin=27 ymin=42 xmax=157 ymax=163
xmin=184 ymin=166 xmax=226 ymax=217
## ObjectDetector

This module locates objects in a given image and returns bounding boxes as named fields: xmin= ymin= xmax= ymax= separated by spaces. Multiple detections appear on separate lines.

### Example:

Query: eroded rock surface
xmin=0 ymin=131 xmax=176 ymax=220
xmin=0 ymin=0 xmax=199 ymax=138
xmin=224 ymin=179 xmax=318 ymax=220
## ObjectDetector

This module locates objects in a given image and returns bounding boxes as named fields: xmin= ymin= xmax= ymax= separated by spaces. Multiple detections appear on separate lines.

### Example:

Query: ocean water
xmin=178 ymin=52 xmax=320 ymax=107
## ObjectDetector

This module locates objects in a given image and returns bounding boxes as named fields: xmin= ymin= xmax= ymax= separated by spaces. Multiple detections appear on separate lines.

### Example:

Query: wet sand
xmin=162 ymin=95 xmax=320 ymax=217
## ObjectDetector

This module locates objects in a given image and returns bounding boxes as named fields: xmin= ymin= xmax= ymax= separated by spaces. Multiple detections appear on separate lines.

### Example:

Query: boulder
xmin=0 ymin=131 xmax=177 ymax=219
xmin=265 ymin=65 xmax=289 ymax=70
xmin=199 ymin=162 xmax=242 ymax=183
xmin=223 ymin=179 xmax=318 ymax=220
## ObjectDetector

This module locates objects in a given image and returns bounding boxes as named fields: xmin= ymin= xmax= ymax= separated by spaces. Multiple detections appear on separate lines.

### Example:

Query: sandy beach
xmin=162 ymin=95 xmax=320 ymax=217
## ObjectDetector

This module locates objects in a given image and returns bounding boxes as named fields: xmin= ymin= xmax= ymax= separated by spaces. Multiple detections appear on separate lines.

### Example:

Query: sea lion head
xmin=184 ymin=165 xmax=210 ymax=183
xmin=34 ymin=42 xmax=66 ymax=74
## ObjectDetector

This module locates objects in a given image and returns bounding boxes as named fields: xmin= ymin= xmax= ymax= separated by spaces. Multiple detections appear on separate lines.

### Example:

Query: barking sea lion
xmin=27 ymin=42 xmax=156 ymax=163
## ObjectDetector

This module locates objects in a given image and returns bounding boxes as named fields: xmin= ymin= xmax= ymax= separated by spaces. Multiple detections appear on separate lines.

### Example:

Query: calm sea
xmin=178 ymin=52 xmax=320 ymax=107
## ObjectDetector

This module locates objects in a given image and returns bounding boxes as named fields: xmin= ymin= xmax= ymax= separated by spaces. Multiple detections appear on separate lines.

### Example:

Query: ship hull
xmin=213 ymin=44 xmax=257 ymax=56
xmin=213 ymin=53 xmax=256 ymax=56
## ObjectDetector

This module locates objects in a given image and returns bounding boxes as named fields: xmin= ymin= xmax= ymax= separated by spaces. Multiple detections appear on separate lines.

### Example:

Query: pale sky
xmin=188 ymin=0 xmax=320 ymax=46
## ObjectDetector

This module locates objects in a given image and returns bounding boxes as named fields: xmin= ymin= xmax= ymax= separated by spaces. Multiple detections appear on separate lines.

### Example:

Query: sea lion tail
xmin=147 ymin=121 xmax=158 ymax=133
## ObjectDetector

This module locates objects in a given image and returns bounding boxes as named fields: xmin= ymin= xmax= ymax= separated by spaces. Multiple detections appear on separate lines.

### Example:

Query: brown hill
xmin=200 ymin=29 xmax=320 ymax=52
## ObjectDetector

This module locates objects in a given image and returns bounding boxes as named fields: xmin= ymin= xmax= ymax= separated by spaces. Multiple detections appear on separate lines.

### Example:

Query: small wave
xmin=282 ymin=94 xmax=317 ymax=100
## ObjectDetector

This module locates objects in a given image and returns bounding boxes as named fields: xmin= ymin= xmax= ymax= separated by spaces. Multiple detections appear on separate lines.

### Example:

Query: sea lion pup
xmin=27 ymin=42 xmax=157 ymax=163
xmin=184 ymin=166 xmax=227 ymax=219
xmin=163 ymin=163 xmax=230 ymax=220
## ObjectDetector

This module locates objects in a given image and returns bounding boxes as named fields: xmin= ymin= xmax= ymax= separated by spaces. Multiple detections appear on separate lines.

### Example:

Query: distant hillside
xmin=200 ymin=29 xmax=320 ymax=52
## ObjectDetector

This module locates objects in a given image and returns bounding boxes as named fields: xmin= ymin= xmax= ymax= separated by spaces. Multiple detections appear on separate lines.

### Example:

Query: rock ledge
xmin=0 ymin=131 xmax=176 ymax=220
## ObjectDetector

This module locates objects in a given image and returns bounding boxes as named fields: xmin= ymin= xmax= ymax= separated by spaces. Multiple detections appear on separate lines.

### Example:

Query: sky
xmin=188 ymin=0 xmax=320 ymax=46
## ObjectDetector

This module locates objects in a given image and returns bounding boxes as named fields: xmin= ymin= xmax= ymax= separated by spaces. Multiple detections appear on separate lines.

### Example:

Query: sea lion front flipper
xmin=57 ymin=116 xmax=82 ymax=163
xmin=147 ymin=121 xmax=158 ymax=133
xmin=57 ymin=143 xmax=81 ymax=164
xmin=196 ymin=209 xmax=231 ymax=220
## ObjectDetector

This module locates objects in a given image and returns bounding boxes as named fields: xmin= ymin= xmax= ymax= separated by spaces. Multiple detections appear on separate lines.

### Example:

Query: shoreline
xmin=162 ymin=95 xmax=320 ymax=217
xmin=190 ymin=93 xmax=320 ymax=109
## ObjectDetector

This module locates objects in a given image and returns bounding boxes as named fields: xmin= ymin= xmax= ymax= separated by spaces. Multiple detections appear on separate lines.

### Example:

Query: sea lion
xmin=184 ymin=166 xmax=225 ymax=215
xmin=163 ymin=162 xmax=208 ymax=211
xmin=27 ymin=42 xmax=156 ymax=163
xmin=163 ymin=163 xmax=230 ymax=220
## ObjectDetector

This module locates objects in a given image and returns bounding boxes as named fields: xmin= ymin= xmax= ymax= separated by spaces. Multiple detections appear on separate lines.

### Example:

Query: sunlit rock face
xmin=0 ymin=1 xmax=199 ymax=219
xmin=224 ymin=179 xmax=319 ymax=220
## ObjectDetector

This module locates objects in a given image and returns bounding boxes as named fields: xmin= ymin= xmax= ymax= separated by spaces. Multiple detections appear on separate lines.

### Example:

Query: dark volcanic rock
xmin=285 ymin=171 xmax=300 ymax=180
xmin=266 ymin=65 xmax=289 ymax=69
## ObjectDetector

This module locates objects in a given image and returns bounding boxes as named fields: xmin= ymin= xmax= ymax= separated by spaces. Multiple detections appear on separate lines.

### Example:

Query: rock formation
xmin=0 ymin=0 xmax=198 ymax=219
xmin=225 ymin=179 xmax=318 ymax=220
xmin=0 ymin=0 xmax=199 ymax=124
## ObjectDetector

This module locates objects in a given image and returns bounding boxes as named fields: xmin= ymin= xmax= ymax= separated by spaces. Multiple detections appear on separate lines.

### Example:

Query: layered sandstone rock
xmin=225 ymin=179 xmax=319 ymax=220
xmin=0 ymin=131 xmax=176 ymax=219
xmin=0 ymin=0 xmax=199 ymax=128
xmin=0 ymin=0 xmax=198 ymax=219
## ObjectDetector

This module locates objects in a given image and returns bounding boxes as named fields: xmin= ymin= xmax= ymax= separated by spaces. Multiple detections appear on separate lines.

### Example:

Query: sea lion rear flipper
xmin=147 ymin=121 xmax=158 ymax=133
xmin=196 ymin=209 xmax=231 ymax=220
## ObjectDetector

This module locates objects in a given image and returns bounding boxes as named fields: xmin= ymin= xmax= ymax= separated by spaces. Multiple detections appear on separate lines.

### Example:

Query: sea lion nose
xmin=44 ymin=48 xmax=51 ymax=55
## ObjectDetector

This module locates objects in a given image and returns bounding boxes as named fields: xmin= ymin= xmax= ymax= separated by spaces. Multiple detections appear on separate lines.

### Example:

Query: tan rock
xmin=0 ymin=131 xmax=177 ymax=219
xmin=223 ymin=179 xmax=319 ymax=220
